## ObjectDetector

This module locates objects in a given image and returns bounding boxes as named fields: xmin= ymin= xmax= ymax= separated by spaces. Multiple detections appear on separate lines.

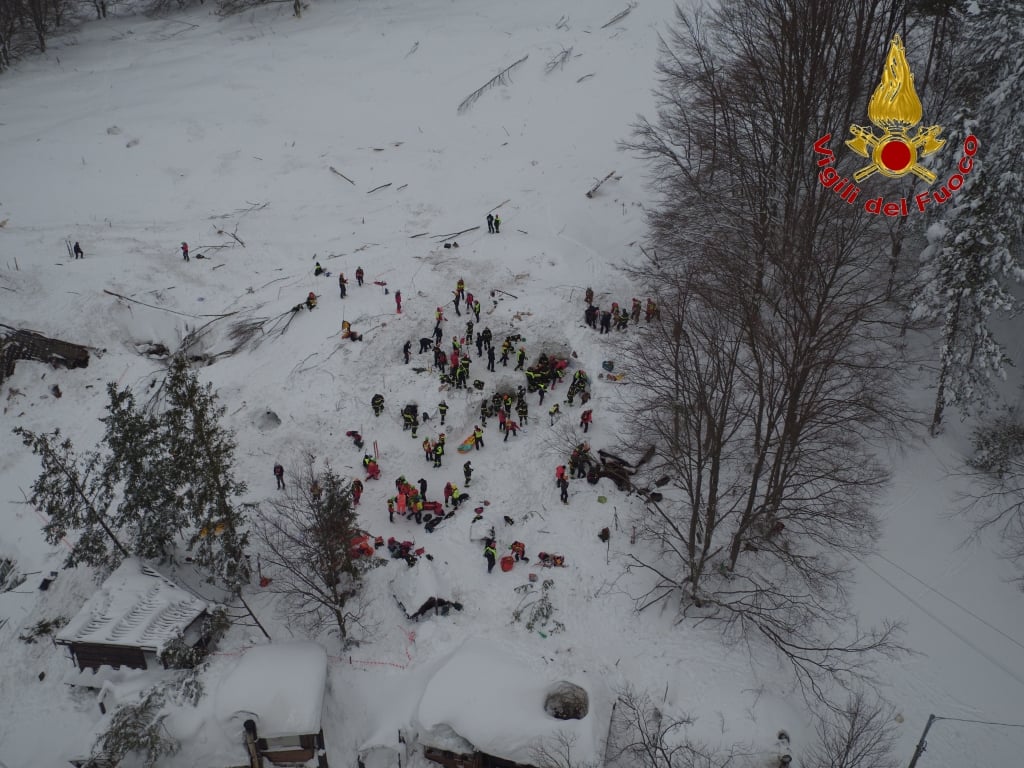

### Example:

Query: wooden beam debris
xmin=367 ymin=183 xmax=392 ymax=194
xmin=329 ymin=166 xmax=356 ymax=185
xmin=585 ymin=171 xmax=618 ymax=198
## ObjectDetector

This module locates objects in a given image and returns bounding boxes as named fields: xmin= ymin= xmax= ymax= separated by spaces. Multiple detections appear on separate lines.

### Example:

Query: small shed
xmin=391 ymin=558 xmax=462 ymax=621
xmin=217 ymin=642 xmax=330 ymax=768
xmin=55 ymin=559 xmax=209 ymax=672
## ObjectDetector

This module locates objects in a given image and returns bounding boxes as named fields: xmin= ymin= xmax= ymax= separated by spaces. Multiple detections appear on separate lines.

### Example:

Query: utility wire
xmin=855 ymin=556 xmax=1024 ymax=690
xmin=935 ymin=715 xmax=1024 ymax=729
xmin=871 ymin=551 xmax=1024 ymax=653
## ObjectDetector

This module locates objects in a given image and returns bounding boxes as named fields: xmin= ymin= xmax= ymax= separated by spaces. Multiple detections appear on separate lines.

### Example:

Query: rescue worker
xmin=339 ymin=273 xmax=348 ymax=297
xmin=433 ymin=441 xmax=444 ymax=468
xmin=631 ymin=297 xmax=642 ymax=324
xmin=504 ymin=420 xmax=519 ymax=442
xmin=314 ymin=262 xmax=325 ymax=276
xmin=456 ymin=278 xmax=465 ymax=300
xmin=418 ymin=477 xmax=428 ymax=500
xmin=473 ymin=425 xmax=485 ymax=449
xmin=645 ymin=298 xmax=658 ymax=322
xmin=500 ymin=338 xmax=512 ymax=367
xmin=549 ymin=403 xmax=561 ymax=426
xmin=493 ymin=214 xmax=501 ymax=233
xmin=487 ymin=345 xmax=496 ymax=372
xmin=510 ymin=541 xmax=527 ymax=562
xmin=403 ymin=340 xmax=412 ymax=364
xmin=558 ymin=475 xmax=569 ymax=504
xmin=438 ymin=401 xmax=449 ymax=425
xmin=585 ymin=286 xmax=594 ymax=305
xmin=444 ymin=481 xmax=454 ymax=507
xmin=306 ymin=292 xmax=318 ymax=310
xmin=473 ymin=299 xmax=481 ymax=321
xmin=484 ymin=539 xmax=497 ymax=573
xmin=351 ymin=479 xmax=363 ymax=506
xmin=423 ymin=438 xmax=434 ymax=462
xmin=355 ymin=266 xmax=364 ymax=286
xmin=515 ymin=347 xmax=526 ymax=371
xmin=388 ymin=497 xmax=396 ymax=523
xmin=463 ymin=460 xmax=473 ymax=486
xmin=273 ymin=463 xmax=285 ymax=490
xmin=419 ymin=337 xmax=434 ymax=353
xmin=371 ymin=393 xmax=385 ymax=417
xmin=516 ymin=399 xmax=529 ymax=425
xmin=580 ymin=409 xmax=593 ymax=433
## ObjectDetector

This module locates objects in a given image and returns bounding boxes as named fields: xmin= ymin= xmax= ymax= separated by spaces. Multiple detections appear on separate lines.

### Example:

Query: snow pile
xmin=390 ymin=557 xmax=459 ymax=621
xmin=215 ymin=641 xmax=328 ymax=739
xmin=55 ymin=558 xmax=208 ymax=654
xmin=416 ymin=636 xmax=602 ymax=765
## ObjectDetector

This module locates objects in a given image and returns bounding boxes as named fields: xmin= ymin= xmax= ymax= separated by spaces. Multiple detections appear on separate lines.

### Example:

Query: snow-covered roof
xmin=216 ymin=642 xmax=328 ymax=739
xmin=55 ymin=558 xmax=208 ymax=653
xmin=416 ymin=637 xmax=601 ymax=765
xmin=391 ymin=558 xmax=454 ymax=619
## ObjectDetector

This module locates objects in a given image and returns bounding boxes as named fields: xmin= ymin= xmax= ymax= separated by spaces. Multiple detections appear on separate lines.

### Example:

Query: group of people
xmin=583 ymin=288 xmax=659 ymax=334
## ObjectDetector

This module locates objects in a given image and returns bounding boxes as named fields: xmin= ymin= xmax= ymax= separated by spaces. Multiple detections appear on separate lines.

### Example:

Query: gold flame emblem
xmin=846 ymin=35 xmax=944 ymax=184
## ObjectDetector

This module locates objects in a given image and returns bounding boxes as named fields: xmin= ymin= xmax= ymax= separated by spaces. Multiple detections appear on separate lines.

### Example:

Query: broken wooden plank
xmin=367 ymin=183 xmax=392 ymax=194
xmin=329 ymin=166 xmax=355 ymax=185
xmin=585 ymin=170 xmax=617 ymax=198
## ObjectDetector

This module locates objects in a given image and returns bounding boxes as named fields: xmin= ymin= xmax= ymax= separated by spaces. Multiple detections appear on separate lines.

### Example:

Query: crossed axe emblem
xmin=845 ymin=124 xmax=945 ymax=184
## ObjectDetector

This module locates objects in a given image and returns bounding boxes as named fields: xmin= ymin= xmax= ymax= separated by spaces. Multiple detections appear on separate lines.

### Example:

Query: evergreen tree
xmin=101 ymin=384 xmax=185 ymax=561
xmin=13 ymin=427 xmax=127 ymax=569
xmin=914 ymin=0 xmax=1024 ymax=433
xmin=15 ymin=356 xmax=251 ymax=590
xmin=157 ymin=355 xmax=252 ymax=593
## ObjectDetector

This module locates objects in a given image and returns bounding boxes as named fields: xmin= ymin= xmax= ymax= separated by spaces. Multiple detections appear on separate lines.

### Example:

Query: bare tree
xmin=958 ymin=408 xmax=1024 ymax=588
xmin=619 ymin=0 xmax=912 ymax=705
xmin=605 ymin=687 xmax=747 ymax=768
xmin=253 ymin=457 xmax=380 ymax=646
xmin=802 ymin=689 xmax=900 ymax=768
xmin=530 ymin=732 xmax=599 ymax=768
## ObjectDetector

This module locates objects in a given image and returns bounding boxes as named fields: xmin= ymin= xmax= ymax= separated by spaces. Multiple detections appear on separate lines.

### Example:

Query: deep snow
xmin=1 ymin=1 xmax=1023 ymax=766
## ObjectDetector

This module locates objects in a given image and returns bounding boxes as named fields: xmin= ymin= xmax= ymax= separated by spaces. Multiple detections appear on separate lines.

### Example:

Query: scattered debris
xmin=576 ymin=73 xmax=595 ymax=83
xmin=405 ymin=41 xmax=419 ymax=58
xmin=367 ymin=182 xmax=393 ymax=194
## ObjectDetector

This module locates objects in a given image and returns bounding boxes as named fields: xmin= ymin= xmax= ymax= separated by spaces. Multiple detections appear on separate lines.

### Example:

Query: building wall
xmin=69 ymin=643 xmax=148 ymax=672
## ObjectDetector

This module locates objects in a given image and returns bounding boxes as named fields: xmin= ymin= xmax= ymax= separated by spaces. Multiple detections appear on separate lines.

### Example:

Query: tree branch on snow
xmin=545 ymin=46 xmax=574 ymax=74
xmin=214 ymin=222 xmax=245 ymax=247
xmin=457 ymin=54 xmax=529 ymax=114
xmin=601 ymin=2 xmax=637 ymax=30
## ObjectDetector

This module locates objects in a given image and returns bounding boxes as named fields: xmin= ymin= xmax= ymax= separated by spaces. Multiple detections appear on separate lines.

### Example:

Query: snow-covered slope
xmin=1 ymin=1 xmax=1022 ymax=766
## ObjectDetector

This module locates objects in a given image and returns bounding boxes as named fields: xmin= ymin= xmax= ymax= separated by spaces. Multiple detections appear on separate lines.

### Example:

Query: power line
xmin=855 ymin=556 xmax=1024 ymax=690
xmin=935 ymin=715 xmax=1024 ymax=729
xmin=872 ymin=551 xmax=1024 ymax=653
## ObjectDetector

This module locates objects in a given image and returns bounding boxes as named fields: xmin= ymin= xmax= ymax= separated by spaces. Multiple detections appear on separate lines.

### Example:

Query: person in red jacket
xmin=580 ymin=409 xmax=593 ymax=434
xmin=395 ymin=290 xmax=403 ymax=314
xmin=355 ymin=266 xmax=365 ymax=286
xmin=181 ymin=242 xmax=189 ymax=262
xmin=351 ymin=479 xmax=363 ymax=506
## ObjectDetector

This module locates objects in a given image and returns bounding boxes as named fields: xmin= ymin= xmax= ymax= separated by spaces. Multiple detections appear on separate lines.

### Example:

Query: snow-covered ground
xmin=1 ymin=1 xmax=1023 ymax=766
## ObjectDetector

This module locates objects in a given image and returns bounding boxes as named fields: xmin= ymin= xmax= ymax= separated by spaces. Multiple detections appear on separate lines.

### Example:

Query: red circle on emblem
xmin=880 ymin=140 xmax=912 ymax=171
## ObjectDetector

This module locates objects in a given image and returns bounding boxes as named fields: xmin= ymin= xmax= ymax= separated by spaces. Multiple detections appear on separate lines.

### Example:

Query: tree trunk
xmin=931 ymin=292 xmax=963 ymax=436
